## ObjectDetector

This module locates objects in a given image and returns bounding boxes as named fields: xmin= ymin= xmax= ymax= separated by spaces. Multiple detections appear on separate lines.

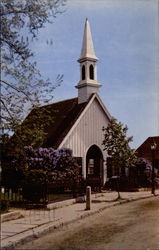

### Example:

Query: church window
xmin=88 ymin=159 xmax=94 ymax=175
xmin=89 ymin=64 xmax=94 ymax=80
xmin=82 ymin=65 xmax=85 ymax=80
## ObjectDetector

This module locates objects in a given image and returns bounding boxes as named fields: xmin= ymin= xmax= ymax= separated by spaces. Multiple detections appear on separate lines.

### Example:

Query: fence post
xmin=9 ymin=189 xmax=12 ymax=200
xmin=86 ymin=186 xmax=91 ymax=210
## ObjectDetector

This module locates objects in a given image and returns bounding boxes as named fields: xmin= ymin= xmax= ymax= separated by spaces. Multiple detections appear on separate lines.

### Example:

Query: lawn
xmin=47 ymin=193 xmax=73 ymax=203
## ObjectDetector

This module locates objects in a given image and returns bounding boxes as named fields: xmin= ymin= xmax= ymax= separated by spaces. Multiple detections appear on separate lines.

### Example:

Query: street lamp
xmin=150 ymin=142 xmax=157 ymax=195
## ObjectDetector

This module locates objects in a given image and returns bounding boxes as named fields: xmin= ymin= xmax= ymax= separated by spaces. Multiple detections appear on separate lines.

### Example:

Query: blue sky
xmin=31 ymin=0 xmax=159 ymax=148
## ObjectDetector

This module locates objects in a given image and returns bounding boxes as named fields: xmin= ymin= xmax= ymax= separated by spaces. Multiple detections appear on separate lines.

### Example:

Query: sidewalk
xmin=1 ymin=190 xmax=159 ymax=250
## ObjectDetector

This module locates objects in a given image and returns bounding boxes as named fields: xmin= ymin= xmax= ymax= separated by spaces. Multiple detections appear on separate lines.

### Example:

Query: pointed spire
xmin=76 ymin=19 xmax=101 ymax=104
xmin=78 ymin=19 xmax=98 ymax=62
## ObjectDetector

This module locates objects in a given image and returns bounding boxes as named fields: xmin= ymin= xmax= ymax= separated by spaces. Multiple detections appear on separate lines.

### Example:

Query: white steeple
xmin=76 ymin=19 xmax=101 ymax=104
xmin=78 ymin=18 xmax=98 ymax=62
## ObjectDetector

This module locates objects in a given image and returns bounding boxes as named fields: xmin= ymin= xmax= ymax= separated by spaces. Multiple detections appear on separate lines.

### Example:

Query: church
xmin=26 ymin=19 xmax=112 ymax=187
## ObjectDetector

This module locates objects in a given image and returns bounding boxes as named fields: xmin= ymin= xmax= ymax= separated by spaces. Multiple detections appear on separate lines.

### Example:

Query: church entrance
xmin=86 ymin=145 xmax=104 ymax=190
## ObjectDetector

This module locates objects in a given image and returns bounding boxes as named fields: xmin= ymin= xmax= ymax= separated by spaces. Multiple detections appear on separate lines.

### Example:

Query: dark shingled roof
xmin=10 ymin=93 xmax=110 ymax=150
xmin=7 ymin=97 xmax=89 ymax=152
xmin=37 ymin=97 xmax=88 ymax=148
xmin=136 ymin=136 xmax=159 ymax=162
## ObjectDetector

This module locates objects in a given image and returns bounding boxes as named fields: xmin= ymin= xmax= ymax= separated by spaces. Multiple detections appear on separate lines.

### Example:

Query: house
xmin=136 ymin=136 xmax=159 ymax=165
xmin=136 ymin=136 xmax=159 ymax=174
xmin=15 ymin=19 xmax=112 ymax=187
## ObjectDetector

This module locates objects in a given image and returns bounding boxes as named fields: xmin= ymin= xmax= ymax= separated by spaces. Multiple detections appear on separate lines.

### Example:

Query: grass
xmin=0 ymin=210 xmax=9 ymax=215
xmin=1 ymin=192 xmax=23 ymax=201
xmin=1 ymin=191 xmax=73 ymax=209
xmin=47 ymin=193 xmax=73 ymax=202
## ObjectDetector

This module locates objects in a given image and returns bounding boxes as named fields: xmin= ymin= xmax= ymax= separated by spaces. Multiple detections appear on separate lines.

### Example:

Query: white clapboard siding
xmin=59 ymin=97 xmax=110 ymax=180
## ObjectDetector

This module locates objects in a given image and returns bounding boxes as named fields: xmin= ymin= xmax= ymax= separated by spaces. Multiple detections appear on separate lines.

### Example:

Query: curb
xmin=47 ymin=198 xmax=76 ymax=210
xmin=1 ymin=211 xmax=23 ymax=223
xmin=46 ymin=193 xmax=103 ymax=210
xmin=2 ymin=194 xmax=159 ymax=250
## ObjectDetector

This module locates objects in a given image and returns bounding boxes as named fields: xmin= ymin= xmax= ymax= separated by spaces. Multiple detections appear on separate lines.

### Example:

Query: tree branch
xmin=1 ymin=99 xmax=16 ymax=124
xmin=1 ymin=37 xmax=31 ymax=60
xmin=0 ymin=9 xmax=28 ymax=16
xmin=1 ymin=80 xmax=32 ymax=101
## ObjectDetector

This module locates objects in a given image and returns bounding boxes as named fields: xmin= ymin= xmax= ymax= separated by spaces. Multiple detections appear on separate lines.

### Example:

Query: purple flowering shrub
xmin=24 ymin=146 xmax=81 ymax=184
xmin=22 ymin=147 xmax=81 ymax=202
xmin=136 ymin=158 xmax=152 ymax=170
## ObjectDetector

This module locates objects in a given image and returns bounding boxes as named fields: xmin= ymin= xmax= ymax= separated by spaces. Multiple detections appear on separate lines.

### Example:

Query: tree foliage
xmin=11 ymin=105 xmax=54 ymax=148
xmin=102 ymin=118 xmax=137 ymax=170
xmin=1 ymin=0 xmax=66 ymax=131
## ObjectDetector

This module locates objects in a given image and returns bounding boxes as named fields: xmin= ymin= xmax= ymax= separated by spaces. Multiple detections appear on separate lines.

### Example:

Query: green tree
xmin=102 ymin=118 xmax=137 ymax=197
xmin=1 ymin=0 xmax=66 ymax=132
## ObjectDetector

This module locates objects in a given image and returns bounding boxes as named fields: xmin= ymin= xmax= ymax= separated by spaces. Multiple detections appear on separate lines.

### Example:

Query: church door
xmin=86 ymin=145 xmax=104 ymax=189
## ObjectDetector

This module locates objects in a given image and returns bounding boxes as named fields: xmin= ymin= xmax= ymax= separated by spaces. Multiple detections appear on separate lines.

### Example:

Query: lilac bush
xmin=136 ymin=158 xmax=152 ymax=170
xmin=24 ymin=146 xmax=81 ymax=184
xmin=25 ymin=146 xmax=63 ymax=171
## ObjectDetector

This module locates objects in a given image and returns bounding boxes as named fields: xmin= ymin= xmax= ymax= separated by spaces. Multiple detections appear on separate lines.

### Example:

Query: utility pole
xmin=150 ymin=142 xmax=157 ymax=195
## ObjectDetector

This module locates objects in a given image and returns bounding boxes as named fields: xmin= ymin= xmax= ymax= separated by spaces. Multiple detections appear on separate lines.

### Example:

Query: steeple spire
xmin=78 ymin=18 xmax=98 ymax=62
xmin=76 ymin=19 xmax=101 ymax=104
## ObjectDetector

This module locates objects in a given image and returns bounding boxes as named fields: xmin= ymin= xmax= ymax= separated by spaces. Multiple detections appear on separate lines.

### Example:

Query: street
xmin=19 ymin=196 xmax=159 ymax=250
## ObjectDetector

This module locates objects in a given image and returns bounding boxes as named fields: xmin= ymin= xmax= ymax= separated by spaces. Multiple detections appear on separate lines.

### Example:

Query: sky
xmin=31 ymin=0 xmax=159 ymax=149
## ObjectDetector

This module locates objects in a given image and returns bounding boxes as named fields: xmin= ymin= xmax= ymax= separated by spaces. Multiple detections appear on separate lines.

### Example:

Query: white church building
xmin=31 ymin=19 xmax=112 ymax=186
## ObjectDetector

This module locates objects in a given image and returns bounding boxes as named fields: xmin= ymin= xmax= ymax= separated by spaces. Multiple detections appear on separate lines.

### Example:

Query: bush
xmin=104 ymin=176 xmax=138 ymax=192
xmin=22 ymin=184 xmax=46 ymax=203
xmin=1 ymin=200 xmax=10 ymax=211
xmin=24 ymin=146 xmax=81 ymax=200
xmin=22 ymin=169 xmax=46 ymax=202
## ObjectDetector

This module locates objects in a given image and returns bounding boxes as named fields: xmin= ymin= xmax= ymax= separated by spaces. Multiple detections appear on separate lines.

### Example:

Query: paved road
xmin=19 ymin=196 xmax=159 ymax=250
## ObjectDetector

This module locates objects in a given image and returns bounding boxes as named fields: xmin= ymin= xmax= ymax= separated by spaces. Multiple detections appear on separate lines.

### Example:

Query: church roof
xmin=43 ymin=97 xmax=88 ymax=148
xmin=32 ymin=97 xmax=88 ymax=148
xmin=78 ymin=18 xmax=98 ymax=62
xmin=19 ymin=93 xmax=111 ymax=149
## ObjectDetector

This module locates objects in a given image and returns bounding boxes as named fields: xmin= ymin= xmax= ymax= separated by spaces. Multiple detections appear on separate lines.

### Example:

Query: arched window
xmin=82 ymin=65 xmax=85 ymax=80
xmin=89 ymin=64 xmax=94 ymax=80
